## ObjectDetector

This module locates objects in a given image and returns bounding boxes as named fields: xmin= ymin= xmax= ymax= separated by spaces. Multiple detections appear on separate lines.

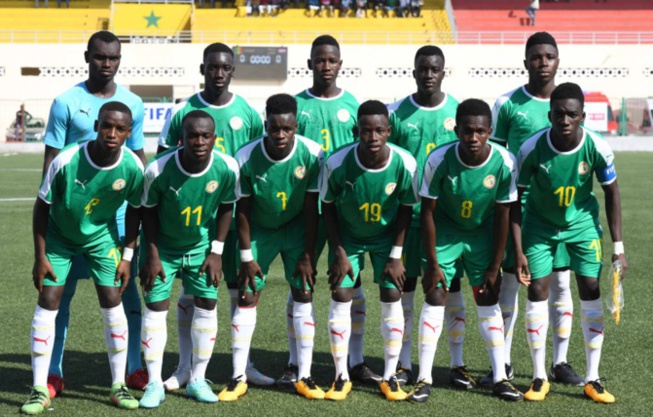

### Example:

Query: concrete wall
xmin=2 ymin=43 xmax=653 ymax=136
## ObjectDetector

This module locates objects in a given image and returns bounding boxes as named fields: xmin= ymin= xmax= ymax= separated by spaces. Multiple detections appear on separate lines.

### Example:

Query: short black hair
xmin=98 ymin=101 xmax=132 ymax=121
xmin=414 ymin=45 xmax=445 ymax=64
xmin=357 ymin=100 xmax=389 ymax=120
xmin=182 ymin=110 xmax=215 ymax=131
xmin=525 ymin=31 xmax=558 ymax=55
xmin=203 ymin=43 xmax=234 ymax=61
xmin=266 ymin=93 xmax=297 ymax=117
xmin=87 ymin=31 xmax=120 ymax=51
xmin=551 ymin=82 xmax=585 ymax=108
xmin=311 ymin=35 xmax=340 ymax=54
xmin=456 ymin=99 xmax=492 ymax=127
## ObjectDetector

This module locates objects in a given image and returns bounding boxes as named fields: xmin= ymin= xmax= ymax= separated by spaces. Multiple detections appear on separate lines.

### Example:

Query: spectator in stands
xmin=320 ymin=0 xmax=333 ymax=17
xmin=526 ymin=0 xmax=539 ymax=26
xmin=57 ymin=0 xmax=70 ymax=8
xmin=384 ymin=0 xmax=398 ymax=17
xmin=307 ymin=0 xmax=320 ymax=16
xmin=398 ymin=0 xmax=409 ymax=17
xmin=259 ymin=0 xmax=269 ymax=15
xmin=355 ymin=0 xmax=366 ymax=17
xmin=339 ymin=0 xmax=351 ymax=17
xmin=409 ymin=0 xmax=420 ymax=17
xmin=16 ymin=104 xmax=32 ymax=130
xmin=269 ymin=0 xmax=281 ymax=15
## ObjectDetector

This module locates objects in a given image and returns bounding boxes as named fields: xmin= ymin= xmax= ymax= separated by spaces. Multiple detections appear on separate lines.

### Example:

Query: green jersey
xmin=320 ymin=143 xmax=419 ymax=242
xmin=142 ymin=149 xmax=239 ymax=252
xmin=158 ymin=93 xmax=264 ymax=155
xmin=492 ymin=86 xmax=550 ymax=155
xmin=235 ymin=135 xmax=324 ymax=229
xmin=295 ymin=89 xmax=359 ymax=157
xmin=387 ymin=93 xmax=459 ymax=226
xmin=517 ymin=128 xmax=616 ymax=229
xmin=421 ymin=142 xmax=517 ymax=233
xmin=38 ymin=141 xmax=144 ymax=245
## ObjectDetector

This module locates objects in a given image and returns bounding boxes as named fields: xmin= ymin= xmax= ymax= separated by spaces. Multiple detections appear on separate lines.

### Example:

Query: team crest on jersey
xmin=294 ymin=166 xmax=307 ymax=179
xmin=230 ymin=116 xmax=243 ymax=130
xmin=443 ymin=117 xmax=456 ymax=131
xmin=206 ymin=181 xmax=219 ymax=193
xmin=483 ymin=175 xmax=496 ymax=189
xmin=337 ymin=109 xmax=351 ymax=123
xmin=112 ymin=179 xmax=126 ymax=191
xmin=578 ymin=161 xmax=590 ymax=175
xmin=385 ymin=182 xmax=397 ymax=195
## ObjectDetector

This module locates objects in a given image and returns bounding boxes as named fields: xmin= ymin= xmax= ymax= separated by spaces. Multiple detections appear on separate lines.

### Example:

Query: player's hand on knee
xmin=422 ymin=263 xmax=446 ymax=295
xmin=32 ymin=258 xmax=57 ymax=292
xmin=115 ymin=260 xmax=131 ymax=294
xmin=383 ymin=258 xmax=406 ymax=292
xmin=294 ymin=253 xmax=316 ymax=293
xmin=479 ymin=268 xmax=501 ymax=296
xmin=238 ymin=260 xmax=262 ymax=297
xmin=514 ymin=251 xmax=531 ymax=286
xmin=612 ymin=253 xmax=628 ymax=280
xmin=140 ymin=256 xmax=165 ymax=292
xmin=200 ymin=253 xmax=223 ymax=288
xmin=327 ymin=249 xmax=353 ymax=292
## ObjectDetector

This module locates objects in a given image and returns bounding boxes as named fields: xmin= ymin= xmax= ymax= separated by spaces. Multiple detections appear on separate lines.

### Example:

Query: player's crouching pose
xmin=138 ymin=110 xmax=239 ymax=408
xmin=220 ymin=94 xmax=324 ymax=401
xmin=23 ymin=102 xmax=144 ymax=414
xmin=515 ymin=83 xmax=627 ymax=403
xmin=320 ymin=100 xmax=419 ymax=401
xmin=408 ymin=99 xmax=524 ymax=403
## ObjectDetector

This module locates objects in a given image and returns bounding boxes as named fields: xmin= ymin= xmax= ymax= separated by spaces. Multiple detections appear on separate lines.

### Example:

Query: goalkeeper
xmin=513 ymin=82 xmax=628 ymax=404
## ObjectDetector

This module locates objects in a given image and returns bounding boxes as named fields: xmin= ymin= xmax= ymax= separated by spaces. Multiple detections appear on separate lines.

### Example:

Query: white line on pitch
xmin=0 ymin=198 xmax=34 ymax=202
xmin=0 ymin=168 xmax=41 ymax=171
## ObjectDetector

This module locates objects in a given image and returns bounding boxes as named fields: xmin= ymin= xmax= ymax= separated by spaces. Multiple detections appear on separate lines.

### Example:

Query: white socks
xmin=525 ymin=300 xmax=549 ymax=380
xmin=477 ymin=304 xmax=506 ymax=383
xmin=176 ymin=290 xmax=194 ymax=371
xmin=349 ymin=286 xmax=366 ymax=367
xmin=190 ymin=306 xmax=217 ymax=382
xmin=31 ymin=305 xmax=57 ymax=387
xmin=142 ymin=307 xmax=169 ymax=384
xmin=549 ymin=269 xmax=573 ymax=366
xmin=581 ymin=298 xmax=604 ymax=382
xmin=416 ymin=304 xmax=444 ymax=384
xmin=231 ymin=306 xmax=256 ymax=381
xmin=293 ymin=301 xmax=316 ymax=380
xmin=399 ymin=291 xmax=415 ymax=370
xmin=380 ymin=301 xmax=404 ymax=381
xmin=445 ymin=290 xmax=466 ymax=368
xmin=328 ymin=300 xmax=352 ymax=380
xmin=101 ymin=304 xmax=129 ymax=385
xmin=285 ymin=291 xmax=298 ymax=366
xmin=499 ymin=272 xmax=520 ymax=365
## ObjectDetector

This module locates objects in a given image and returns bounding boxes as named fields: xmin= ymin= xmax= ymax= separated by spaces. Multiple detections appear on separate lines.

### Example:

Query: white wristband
xmin=240 ymin=249 xmax=254 ymax=262
xmin=211 ymin=240 xmax=224 ymax=255
xmin=389 ymin=245 xmax=403 ymax=259
xmin=613 ymin=241 xmax=624 ymax=255
xmin=122 ymin=247 xmax=134 ymax=262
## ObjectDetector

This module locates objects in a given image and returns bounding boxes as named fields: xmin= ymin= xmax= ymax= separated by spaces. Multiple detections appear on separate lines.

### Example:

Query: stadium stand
xmin=451 ymin=0 xmax=653 ymax=33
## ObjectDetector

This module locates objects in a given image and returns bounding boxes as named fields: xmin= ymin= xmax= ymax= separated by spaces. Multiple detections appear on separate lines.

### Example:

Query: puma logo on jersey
xmin=75 ymin=179 xmax=88 ymax=189
xmin=301 ymin=111 xmax=311 ymax=119
xmin=447 ymin=175 xmax=457 ymax=186
xmin=256 ymin=174 xmax=268 ymax=183
xmin=517 ymin=111 xmax=529 ymax=120
xmin=79 ymin=108 xmax=91 ymax=117
xmin=539 ymin=164 xmax=552 ymax=174
xmin=169 ymin=186 xmax=182 ymax=196
xmin=345 ymin=181 xmax=356 ymax=190
xmin=407 ymin=122 xmax=419 ymax=132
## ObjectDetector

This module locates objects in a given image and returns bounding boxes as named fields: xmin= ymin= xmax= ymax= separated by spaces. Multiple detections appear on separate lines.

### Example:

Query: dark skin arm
xmin=115 ymin=205 xmax=141 ymax=294
xmin=420 ymin=197 xmax=447 ymax=295
xmin=32 ymin=198 xmax=56 ymax=292
xmin=382 ymin=204 xmax=411 ymax=292
xmin=42 ymin=145 xmax=60 ymax=178
xmin=478 ymin=203 xmax=510 ymax=302
xmin=236 ymin=197 xmax=263 ymax=296
xmin=323 ymin=201 xmax=354 ymax=292
xmin=133 ymin=148 xmax=148 ymax=167
xmin=140 ymin=206 xmax=165 ymax=292
xmin=512 ymin=188 xmax=531 ymax=286
xmin=293 ymin=192 xmax=318 ymax=294
xmin=602 ymin=180 xmax=628 ymax=277
xmin=199 ymin=203 xmax=234 ymax=288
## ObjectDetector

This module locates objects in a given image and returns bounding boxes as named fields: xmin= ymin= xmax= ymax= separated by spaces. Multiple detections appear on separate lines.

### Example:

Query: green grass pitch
xmin=0 ymin=152 xmax=650 ymax=416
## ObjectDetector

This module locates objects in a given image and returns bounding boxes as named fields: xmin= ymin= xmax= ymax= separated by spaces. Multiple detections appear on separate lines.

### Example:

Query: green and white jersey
xmin=420 ymin=142 xmax=517 ymax=233
xmin=235 ymin=134 xmax=324 ymax=229
xmin=158 ymin=93 xmax=264 ymax=155
xmin=38 ymin=141 xmax=144 ymax=245
xmin=320 ymin=143 xmax=419 ymax=242
xmin=517 ymin=128 xmax=616 ymax=229
xmin=142 ymin=149 xmax=239 ymax=252
xmin=295 ymin=89 xmax=359 ymax=157
xmin=387 ymin=93 xmax=459 ymax=226
xmin=492 ymin=86 xmax=550 ymax=155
